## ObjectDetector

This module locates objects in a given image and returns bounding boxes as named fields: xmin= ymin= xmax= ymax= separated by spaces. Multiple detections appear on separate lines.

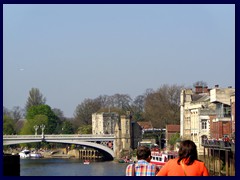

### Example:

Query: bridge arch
xmin=46 ymin=140 xmax=114 ymax=160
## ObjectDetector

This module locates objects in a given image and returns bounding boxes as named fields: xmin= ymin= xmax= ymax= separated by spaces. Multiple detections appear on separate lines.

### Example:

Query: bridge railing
xmin=3 ymin=134 xmax=115 ymax=139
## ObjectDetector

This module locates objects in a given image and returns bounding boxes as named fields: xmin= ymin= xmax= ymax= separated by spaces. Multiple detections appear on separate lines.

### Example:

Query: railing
xmin=201 ymin=139 xmax=234 ymax=151
xmin=3 ymin=134 xmax=114 ymax=139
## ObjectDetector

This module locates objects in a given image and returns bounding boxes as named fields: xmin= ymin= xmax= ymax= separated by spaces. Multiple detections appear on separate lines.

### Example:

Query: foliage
xmin=20 ymin=114 xmax=48 ymax=135
xmin=3 ymin=115 xmax=16 ymax=135
xmin=62 ymin=120 xmax=74 ymax=134
xmin=168 ymin=132 xmax=180 ymax=146
xmin=25 ymin=88 xmax=46 ymax=111
xmin=77 ymin=125 xmax=92 ymax=134
xmin=25 ymin=105 xmax=59 ymax=134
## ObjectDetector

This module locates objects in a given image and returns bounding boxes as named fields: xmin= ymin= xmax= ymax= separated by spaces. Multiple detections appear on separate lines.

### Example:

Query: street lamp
xmin=153 ymin=128 xmax=162 ymax=150
xmin=33 ymin=125 xmax=39 ymax=135
xmin=40 ymin=124 xmax=45 ymax=139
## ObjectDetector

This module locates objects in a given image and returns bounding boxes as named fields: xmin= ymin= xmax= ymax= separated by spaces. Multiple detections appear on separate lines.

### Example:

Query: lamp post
xmin=153 ymin=128 xmax=161 ymax=150
xmin=40 ymin=124 xmax=45 ymax=139
xmin=33 ymin=125 xmax=39 ymax=135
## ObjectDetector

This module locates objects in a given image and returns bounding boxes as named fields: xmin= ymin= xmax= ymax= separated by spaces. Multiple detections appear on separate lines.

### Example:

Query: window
xmin=201 ymin=119 xmax=207 ymax=130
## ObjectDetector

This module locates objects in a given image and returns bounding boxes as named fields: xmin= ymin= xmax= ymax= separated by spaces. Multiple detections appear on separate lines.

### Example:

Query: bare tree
xmin=73 ymin=98 xmax=102 ymax=126
xmin=3 ymin=106 xmax=11 ymax=117
xmin=11 ymin=106 xmax=25 ymax=122
xmin=111 ymin=93 xmax=132 ymax=111
xmin=144 ymin=84 xmax=183 ymax=128
xmin=132 ymin=95 xmax=145 ymax=112
xmin=52 ymin=108 xmax=64 ymax=120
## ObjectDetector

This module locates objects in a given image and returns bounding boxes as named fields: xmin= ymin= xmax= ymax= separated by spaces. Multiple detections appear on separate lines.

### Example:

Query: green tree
xmin=20 ymin=115 xmax=48 ymax=135
xmin=25 ymin=88 xmax=46 ymax=111
xmin=3 ymin=115 xmax=16 ymax=134
xmin=77 ymin=125 xmax=92 ymax=134
xmin=25 ymin=105 xmax=59 ymax=134
xmin=62 ymin=120 xmax=74 ymax=134
xmin=168 ymin=132 xmax=180 ymax=146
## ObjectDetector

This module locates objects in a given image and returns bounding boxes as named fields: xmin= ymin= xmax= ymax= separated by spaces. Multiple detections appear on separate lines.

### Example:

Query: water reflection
xmin=20 ymin=158 xmax=128 ymax=176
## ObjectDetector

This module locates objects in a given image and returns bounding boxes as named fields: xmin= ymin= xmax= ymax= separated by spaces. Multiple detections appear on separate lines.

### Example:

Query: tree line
xmin=3 ymin=83 xmax=196 ymax=135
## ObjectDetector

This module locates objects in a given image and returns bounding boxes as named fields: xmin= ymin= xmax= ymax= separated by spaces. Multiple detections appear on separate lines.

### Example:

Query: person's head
xmin=137 ymin=146 xmax=151 ymax=162
xmin=177 ymin=140 xmax=198 ymax=165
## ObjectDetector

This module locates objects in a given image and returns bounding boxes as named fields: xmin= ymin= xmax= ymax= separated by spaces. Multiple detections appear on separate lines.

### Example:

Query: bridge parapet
xmin=3 ymin=134 xmax=115 ymax=138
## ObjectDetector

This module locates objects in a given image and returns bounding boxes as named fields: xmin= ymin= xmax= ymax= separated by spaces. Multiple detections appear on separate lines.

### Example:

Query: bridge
xmin=3 ymin=134 xmax=116 ymax=160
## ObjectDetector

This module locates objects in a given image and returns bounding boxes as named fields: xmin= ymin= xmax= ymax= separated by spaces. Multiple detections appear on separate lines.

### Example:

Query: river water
xmin=20 ymin=158 xmax=129 ymax=176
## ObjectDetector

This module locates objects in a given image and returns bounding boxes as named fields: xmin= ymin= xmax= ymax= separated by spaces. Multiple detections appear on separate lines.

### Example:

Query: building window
xmin=201 ymin=119 xmax=207 ymax=130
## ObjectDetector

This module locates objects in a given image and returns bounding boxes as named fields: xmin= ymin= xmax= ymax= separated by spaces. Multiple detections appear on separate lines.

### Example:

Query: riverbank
xmin=3 ymin=148 xmax=75 ymax=159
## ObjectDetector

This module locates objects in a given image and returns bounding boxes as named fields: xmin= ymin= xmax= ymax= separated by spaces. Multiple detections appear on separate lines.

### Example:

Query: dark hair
xmin=137 ymin=146 xmax=151 ymax=160
xmin=177 ymin=140 xmax=199 ymax=165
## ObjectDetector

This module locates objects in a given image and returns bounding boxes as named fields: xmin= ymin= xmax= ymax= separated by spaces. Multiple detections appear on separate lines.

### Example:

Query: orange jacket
xmin=156 ymin=158 xmax=209 ymax=176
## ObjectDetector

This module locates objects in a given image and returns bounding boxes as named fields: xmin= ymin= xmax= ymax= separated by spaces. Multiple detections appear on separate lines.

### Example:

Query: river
xmin=20 ymin=158 xmax=129 ymax=176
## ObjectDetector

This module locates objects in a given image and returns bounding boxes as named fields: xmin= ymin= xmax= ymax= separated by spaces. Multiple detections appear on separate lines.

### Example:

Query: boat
xmin=83 ymin=160 xmax=90 ymax=165
xmin=118 ymin=157 xmax=133 ymax=163
xmin=30 ymin=152 xmax=43 ymax=158
xmin=150 ymin=151 xmax=178 ymax=167
xmin=19 ymin=149 xmax=31 ymax=158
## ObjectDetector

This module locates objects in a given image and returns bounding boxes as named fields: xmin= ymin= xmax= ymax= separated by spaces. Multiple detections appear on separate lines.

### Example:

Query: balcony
xmin=202 ymin=139 xmax=233 ymax=151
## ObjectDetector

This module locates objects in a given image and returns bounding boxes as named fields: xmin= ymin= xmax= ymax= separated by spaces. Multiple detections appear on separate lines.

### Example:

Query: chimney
xmin=203 ymin=86 xmax=208 ymax=93
xmin=195 ymin=85 xmax=203 ymax=94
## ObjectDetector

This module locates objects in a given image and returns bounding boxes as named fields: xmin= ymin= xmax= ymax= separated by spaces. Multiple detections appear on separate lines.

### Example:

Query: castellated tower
xmin=114 ymin=120 xmax=122 ymax=158
xmin=120 ymin=114 xmax=131 ymax=150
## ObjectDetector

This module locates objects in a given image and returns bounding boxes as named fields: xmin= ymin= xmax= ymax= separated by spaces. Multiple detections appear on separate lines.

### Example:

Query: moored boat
xmin=19 ymin=149 xmax=31 ymax=158
xmin=83 ymin=160 xmax=90 ymax=164
xmin=30 ymin=152 xmax=43 ymax=158
xmin=150 ymin=151 xmax=178 ymax=167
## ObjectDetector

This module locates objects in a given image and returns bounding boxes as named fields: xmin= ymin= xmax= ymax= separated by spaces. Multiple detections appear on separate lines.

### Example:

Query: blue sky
xmin=3 ymin=4 xmax=235 ymax=117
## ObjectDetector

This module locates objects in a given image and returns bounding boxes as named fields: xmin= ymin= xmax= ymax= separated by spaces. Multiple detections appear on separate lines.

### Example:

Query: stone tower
xmin=114 ymin=120 xmax=122 ymax=158
xmin=120 ymin=114 xmax=131 ymax=150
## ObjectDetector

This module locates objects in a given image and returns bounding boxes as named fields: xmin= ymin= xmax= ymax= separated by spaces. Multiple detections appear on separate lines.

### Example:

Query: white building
xmin=180 ymin=85 xmax=235 ymax=155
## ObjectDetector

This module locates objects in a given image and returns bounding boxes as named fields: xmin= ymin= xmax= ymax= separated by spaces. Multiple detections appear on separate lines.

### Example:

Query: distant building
xmin=165 ymin=124 xmax=180 ymax=144
xmin=180 ymin=85 xmax=235 ymax=155
xmin=92 ymin=111 xmax=141 ymax=158
xmin=209 ymin=86 xmax=235 ymax=139
xmin=130 ymin=121 xmax=142 ymax=149
xmin=92 ymin=112 xmax=119 ymax=135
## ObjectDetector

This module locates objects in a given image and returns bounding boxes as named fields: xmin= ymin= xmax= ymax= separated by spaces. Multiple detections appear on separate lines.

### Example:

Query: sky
xmin=3 ymin=4 xmax=235 ymax=118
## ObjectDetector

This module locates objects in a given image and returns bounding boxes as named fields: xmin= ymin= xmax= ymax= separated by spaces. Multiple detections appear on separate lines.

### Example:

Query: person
xmin=126 ymin=146 xmax=159 ymax=176
xmin=156 ymin=140 xmax=209 ymax=176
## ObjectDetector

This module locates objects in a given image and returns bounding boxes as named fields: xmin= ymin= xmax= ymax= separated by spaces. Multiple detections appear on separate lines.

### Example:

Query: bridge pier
xmin=78 ymin=149 xmax=101 ymax=159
